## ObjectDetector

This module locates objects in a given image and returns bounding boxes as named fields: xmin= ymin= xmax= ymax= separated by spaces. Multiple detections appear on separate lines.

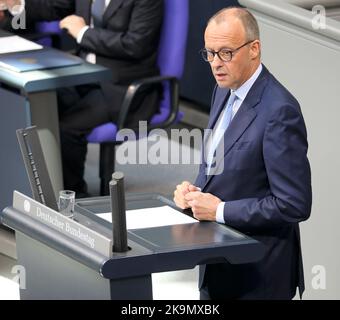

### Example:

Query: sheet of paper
xmin=98 ymin=205 xmax=198 ymax=230
xmin=0 ymin=36 xmax=43 ymax=54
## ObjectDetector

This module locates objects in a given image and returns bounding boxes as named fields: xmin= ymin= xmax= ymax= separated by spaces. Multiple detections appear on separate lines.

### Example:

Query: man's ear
xmin=250 ymin=40 xmax=261 ymax=60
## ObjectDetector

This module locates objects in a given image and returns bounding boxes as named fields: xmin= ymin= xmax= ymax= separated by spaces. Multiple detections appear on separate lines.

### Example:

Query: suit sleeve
xmin=224 ymin=103 xmax=312 ymax=232
xmin=80 ymin=0 xmax=163 ymax=59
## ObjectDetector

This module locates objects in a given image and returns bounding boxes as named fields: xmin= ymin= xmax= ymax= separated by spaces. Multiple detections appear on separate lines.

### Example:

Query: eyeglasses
xmin=200 ymin=40 xmax=255 ymax=62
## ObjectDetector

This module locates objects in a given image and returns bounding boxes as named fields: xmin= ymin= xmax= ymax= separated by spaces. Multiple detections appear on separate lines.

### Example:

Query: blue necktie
xmin=206 ymin=91 xmax=237 ymax=171
xmin=92 ymin=0 xmax=106 ymax=27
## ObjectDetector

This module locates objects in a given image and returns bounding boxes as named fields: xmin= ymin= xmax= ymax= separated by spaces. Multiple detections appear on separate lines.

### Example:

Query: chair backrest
xmin=86 ymin=0 xmax=189 ymax=143
xmin=151 ymin=0 xmax=189 ymax=124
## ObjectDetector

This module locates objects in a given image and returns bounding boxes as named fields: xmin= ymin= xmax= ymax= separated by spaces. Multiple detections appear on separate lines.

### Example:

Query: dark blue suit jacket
xmin=195 ymin=65 xmax=312 ymax=299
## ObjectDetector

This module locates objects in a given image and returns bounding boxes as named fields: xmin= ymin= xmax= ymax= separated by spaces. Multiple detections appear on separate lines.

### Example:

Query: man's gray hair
xmin=208 ymin=7 xmax=260 ymax=41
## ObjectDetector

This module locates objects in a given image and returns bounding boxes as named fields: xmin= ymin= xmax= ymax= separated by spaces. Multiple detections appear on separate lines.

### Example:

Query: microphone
xmin=109 ymin=172 xmax=128 ymax=252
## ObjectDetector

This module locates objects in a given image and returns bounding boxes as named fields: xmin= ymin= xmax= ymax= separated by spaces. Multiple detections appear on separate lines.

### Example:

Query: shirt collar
xmin=232 ymin=63 xmax=263 ymax=101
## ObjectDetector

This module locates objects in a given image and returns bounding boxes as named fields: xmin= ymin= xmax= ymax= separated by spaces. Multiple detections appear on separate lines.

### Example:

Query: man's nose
xmin=210 ymin=54 xmax=224 ymax=68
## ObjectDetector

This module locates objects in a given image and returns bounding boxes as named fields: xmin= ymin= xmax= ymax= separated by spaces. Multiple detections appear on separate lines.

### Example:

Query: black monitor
xmin=16 ymin=126 xmax=58 ymax=211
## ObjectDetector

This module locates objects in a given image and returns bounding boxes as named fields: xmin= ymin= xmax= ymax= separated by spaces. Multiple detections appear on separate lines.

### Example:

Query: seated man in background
xmin=0 ymin=0 xmax=163 ymax=197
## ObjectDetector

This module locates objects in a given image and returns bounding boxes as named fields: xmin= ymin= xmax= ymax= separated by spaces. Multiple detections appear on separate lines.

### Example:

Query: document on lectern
xmin=98 ymin=206 xmax=198 ymax=230
xmin=0 ymin=36 xmax=43 ymax=54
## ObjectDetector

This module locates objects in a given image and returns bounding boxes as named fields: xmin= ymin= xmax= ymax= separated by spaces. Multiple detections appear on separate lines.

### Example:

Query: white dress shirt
xmin=77 ymin=0 xmax=111 ymax=64
xmin=215 ymin=63 xmax=263 ymax=223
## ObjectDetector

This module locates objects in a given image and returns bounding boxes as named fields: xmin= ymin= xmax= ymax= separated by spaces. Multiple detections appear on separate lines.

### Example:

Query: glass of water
xmin=58 ymin=190 xmax=75 ymax=219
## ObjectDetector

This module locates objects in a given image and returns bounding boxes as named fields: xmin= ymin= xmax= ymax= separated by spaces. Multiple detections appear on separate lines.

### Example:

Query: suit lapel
xmin=201 ymin=66 xmax=270 ymax=190
xmin=202 ymin=106 xmax=257 ymax=188
xmin=103 ymin=0 xmax=124 ymax=22
xmin=220 ymin=106 xmax=257 ymax=160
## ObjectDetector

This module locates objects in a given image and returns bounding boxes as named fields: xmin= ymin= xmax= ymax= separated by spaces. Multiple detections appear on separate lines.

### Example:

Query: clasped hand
xmin=60 ymin=15 xmax=86 ymax=39
xmin=0 ymin=0 xmax=22 ymax=20
xmin=0 ymin=0 xmax=21 ymax=11
xmin=173 ymin=181 xmax=221 ymax=221
xmin=0 ymin=0 xmax=22 ymax=16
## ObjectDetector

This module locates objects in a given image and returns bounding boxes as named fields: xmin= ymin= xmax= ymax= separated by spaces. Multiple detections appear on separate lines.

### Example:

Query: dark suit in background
xmin=21 ymin=0 xmax=163 ymax=194
xmin=195 ymin=65 xmax=312 ymax=299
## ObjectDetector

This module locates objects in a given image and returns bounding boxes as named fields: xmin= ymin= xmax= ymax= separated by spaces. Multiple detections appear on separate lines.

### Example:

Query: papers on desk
xmin=98 ymin=205 xmax=198 ymax=230
xmin=0 ymin=47 xmax=82 ymax=72
xmin=0 ymin=36 xmax=43 ymax=54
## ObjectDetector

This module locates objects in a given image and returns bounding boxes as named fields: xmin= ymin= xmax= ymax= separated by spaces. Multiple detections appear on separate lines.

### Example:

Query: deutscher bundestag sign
xmin=13 ymin=191 xmax=112 ymax=257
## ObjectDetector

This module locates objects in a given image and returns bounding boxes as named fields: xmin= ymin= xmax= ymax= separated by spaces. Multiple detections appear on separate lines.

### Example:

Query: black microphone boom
xmin=109 ymin=172 xmax=128 ymax=252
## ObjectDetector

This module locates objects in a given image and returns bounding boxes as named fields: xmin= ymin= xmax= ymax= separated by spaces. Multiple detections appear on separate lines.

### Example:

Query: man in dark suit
xmin=1 ymin=0 xmax=163 ymax=196
xmin=174 ymin=7 xmax=312 ymax=299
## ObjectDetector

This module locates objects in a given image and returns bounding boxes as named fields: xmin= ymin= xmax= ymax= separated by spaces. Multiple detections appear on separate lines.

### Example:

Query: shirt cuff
xmin=77 ymin=25 xmax=90 ymax=44
xmin=8 ymin=0 xmax=25 ymax=15
xmin=215 ymin=202 xmax=226 ymax=224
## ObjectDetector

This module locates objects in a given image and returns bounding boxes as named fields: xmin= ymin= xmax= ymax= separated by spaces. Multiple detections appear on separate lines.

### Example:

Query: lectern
xmin=1 ymin=192 xmax=265 ymax=300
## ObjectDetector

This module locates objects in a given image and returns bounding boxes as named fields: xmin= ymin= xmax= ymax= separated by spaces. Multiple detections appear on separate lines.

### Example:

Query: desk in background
xmin=0 ymin=31 xmax=112 ymax=211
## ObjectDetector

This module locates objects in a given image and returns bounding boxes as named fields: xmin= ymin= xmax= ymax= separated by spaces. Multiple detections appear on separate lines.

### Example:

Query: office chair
xmin=86 ymin=0 xmax=189 ymax=195
xmin=28 ymin=21 xmax=62 ymax=48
